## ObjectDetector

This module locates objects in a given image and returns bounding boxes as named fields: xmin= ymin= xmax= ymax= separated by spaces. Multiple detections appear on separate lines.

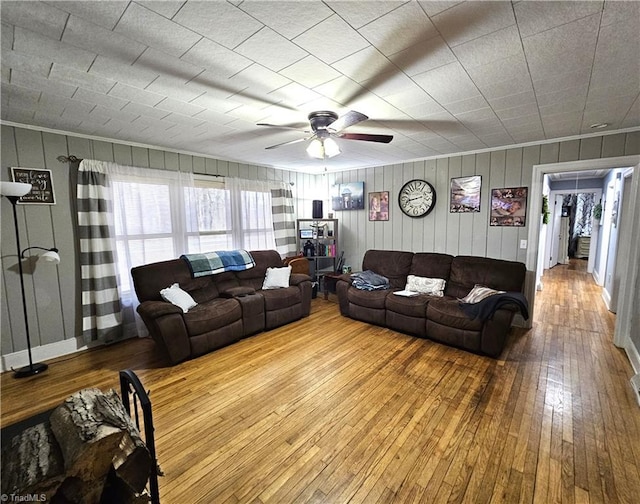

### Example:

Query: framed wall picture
xmin=11 ymin=167 xmax=56 ymax=204
xmin=369 ymin=191 xmax=389 ymax=221
xmin=331 ymin=182 xmax=365 ymax=210
xmin=490 ymin=186 xmax=528 ymax=227
xmin=450 ymin=175 xmax=481 ymax=213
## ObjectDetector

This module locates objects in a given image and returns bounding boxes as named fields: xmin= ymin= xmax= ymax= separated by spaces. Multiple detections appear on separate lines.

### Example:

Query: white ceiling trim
xmin=3 ymin=119 xmax=637 ymax=174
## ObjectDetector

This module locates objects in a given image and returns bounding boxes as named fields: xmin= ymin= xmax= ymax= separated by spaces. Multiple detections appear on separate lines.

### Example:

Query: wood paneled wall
xmin=327 ymin=133 xmax=639 ymax=271
xmin=1 ymin=125 xmax=638 ymax=358
xmin=0 ymin=125 xmax=320 ymax=356
xmin=325 ymin=132 xmax=639 ymax=330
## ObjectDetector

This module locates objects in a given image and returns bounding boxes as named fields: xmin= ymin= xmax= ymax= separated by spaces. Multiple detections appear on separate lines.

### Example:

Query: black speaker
xmin=312 ymin=200 xmax=323 ymax=219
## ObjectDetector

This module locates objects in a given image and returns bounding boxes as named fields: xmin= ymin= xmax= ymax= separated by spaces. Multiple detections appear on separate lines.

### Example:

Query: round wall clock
xmin=398 ymin=179 xmax=436 ymax=218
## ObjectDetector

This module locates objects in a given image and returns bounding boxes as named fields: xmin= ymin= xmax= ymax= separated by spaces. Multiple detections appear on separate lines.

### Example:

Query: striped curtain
xmin=271 ymin=183 xmax=296 ymax=256
xmin=77 ymin=160 xmax=123 ymax=343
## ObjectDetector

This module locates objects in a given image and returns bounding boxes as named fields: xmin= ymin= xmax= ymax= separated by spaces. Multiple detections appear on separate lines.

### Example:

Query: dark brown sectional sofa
xmin=336 ymin=250 xmax=527 ymax=357
xmin=132 ymin=250 xmax=312 ymax=364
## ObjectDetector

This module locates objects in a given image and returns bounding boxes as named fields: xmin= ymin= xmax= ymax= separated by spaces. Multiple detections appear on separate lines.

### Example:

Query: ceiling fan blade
xmin=338 ymin=132 xmax=393 ymax=144
xmin=339 ymin=9 xmax=491 ymax=105
xmin=265 ymin=137 xmax=309 ymax=150
xmin=327 ymin=110 xmax=368 ymax=133
xmin=257 ymin=122 xmax=309 ymax=132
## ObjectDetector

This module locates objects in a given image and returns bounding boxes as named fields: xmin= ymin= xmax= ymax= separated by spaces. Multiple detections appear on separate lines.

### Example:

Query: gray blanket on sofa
xmin=351 ymin=270 xmax=390 ymax=291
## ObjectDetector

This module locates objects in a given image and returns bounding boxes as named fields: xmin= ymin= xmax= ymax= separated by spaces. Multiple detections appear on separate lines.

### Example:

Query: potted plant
xmin=542 ymin=195 xmax=550 ymax=225
xmin=594 ymin=202 xmax=602 ymax=221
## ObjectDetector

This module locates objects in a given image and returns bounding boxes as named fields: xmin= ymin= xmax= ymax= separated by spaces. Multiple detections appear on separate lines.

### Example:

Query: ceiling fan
xmin=257 ymin=110 xmax=393 ymax=159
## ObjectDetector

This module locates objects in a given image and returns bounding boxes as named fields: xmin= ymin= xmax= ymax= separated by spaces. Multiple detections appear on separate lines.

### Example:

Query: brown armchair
xmin=283 ymin=256 xmax=310 ymax=276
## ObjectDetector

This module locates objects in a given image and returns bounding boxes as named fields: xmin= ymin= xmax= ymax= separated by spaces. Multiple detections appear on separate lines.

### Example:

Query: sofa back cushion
xmin=446 ymin=255 xmax=526 ymax=298
xmin=410 ymin=253 xmax=454 ymax=280
xmin=362 ymin=250 xmax=414 ymax=289
xmin=132 ymin=250 xmax=284 ymax=304
xmin=235 ymin=250 xmax=284 ymax=290
xmin=131 ymin=258 xmax=220 ymax=303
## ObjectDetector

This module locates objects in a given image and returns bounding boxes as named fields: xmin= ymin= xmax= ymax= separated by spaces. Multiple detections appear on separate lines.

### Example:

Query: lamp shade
xmin=41 ymin=250 xmax=61 ymax=264
xmin=306 ymin=138 xmax=341 ymax=159
xmin=0 ymin=181 xmax=32 ymax=197
xmin=323 ymin=138 xmax=341 ymax=158
xmin=306 ymin=139 xmax=325 ymax=159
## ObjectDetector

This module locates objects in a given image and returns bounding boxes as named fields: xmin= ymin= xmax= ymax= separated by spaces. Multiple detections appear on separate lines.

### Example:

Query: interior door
xmin=609 ymin=174 xmax=633 ymax=312
xmin=549 ymin=194 xmax=564 ymax=267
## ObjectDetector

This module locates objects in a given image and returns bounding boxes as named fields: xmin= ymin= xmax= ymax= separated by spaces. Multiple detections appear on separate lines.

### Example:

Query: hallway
xmin=536 ymin=258 xmax=613 ymax=334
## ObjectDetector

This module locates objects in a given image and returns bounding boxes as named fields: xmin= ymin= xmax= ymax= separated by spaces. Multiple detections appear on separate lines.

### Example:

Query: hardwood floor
xmin=2 ymin=262 xmax=639 ymax=503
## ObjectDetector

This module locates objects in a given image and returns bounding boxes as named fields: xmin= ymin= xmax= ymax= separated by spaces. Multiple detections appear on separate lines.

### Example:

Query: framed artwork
xmin=331 ymin=182 xmax=365 ymax=210
xmin=11 ymin=167 xmax=56 ymax=204
xmin=450 ymin=175 xmax=481 ymax=213
xmin=369 ymin=191 xmax=389 ymax=221
xmin=490 ymin=186 xmax=528 ymax=227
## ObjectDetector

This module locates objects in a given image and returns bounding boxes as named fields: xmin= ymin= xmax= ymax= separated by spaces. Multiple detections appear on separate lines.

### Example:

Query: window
xmin=111 ymin=173 xmax=277 ymax=297
xmin=191 ymin=178 xmax=232 ymax=251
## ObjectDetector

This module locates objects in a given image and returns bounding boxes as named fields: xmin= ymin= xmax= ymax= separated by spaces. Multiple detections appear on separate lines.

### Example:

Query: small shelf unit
xmin=296 ymin=218 xmax=339 ymax=282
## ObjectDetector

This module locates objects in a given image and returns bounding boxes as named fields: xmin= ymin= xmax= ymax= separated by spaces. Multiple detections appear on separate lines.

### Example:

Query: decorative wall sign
xmin=490 ymin=186 xmax=527 ymax=227
xmin=368 ymin=191 xmax=389 ymax=221
xmin=450 ymin=175 xmax=481 ymax=213
xmin=331 ymin=182 xmax=365 ymax=210
xmin=11 ymin=167 xmax=56 ymax=204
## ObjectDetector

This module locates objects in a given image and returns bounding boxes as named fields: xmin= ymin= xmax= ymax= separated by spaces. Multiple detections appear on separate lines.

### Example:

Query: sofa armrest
xmin=137 ymin=301 xmax=190 ymax=364
xmin=335 ymin=278 xmax=351 ymax=316
xmin=289 ymin=273 xmax=312 ymax=286
xmin=137 ymin=300 xmax=183 ymax=318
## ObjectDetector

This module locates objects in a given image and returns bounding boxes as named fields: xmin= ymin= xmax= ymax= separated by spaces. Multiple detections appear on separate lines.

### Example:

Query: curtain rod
xmin=55 ymin=156 xmax=294 ymax=185
xmin=57 ymin=155 xmax=81 ymax=163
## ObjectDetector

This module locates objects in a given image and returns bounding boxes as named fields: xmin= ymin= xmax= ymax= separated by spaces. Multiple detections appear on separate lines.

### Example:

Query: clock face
xmin=398 ymin=179 xmax=436 ymax=218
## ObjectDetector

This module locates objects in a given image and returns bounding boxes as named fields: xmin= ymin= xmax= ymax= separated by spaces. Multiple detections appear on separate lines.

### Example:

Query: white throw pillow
xmin=262 ymin=266 xmax=292 ymax=290
xmin=160 ymin=283 xmax=197 ymax=313
xmin=459 ymin=284 xmax=505 ymax=304
xmin=405 ymin=275 xmax=446 ymax=297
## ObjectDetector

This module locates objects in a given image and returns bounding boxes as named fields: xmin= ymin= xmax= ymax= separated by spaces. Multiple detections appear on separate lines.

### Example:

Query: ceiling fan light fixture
xmin=306 ymin=138 xmax=325 ymax=159
xmin=306 ymin=138 xmax=341 ymax=159
xmin=324 ymin=138 xmax=341 ymax=158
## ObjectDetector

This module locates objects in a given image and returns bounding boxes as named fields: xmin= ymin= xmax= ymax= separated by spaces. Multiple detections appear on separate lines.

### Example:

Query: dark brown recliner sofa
xmin=336 ymin=250 xmax=527 ymax=357
xmin=132 ymin=250 xmax=312 ymax=364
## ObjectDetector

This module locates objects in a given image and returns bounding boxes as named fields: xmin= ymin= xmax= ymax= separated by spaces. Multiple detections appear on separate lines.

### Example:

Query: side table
xmin=322 ymin=272 xmax=344 ymax=300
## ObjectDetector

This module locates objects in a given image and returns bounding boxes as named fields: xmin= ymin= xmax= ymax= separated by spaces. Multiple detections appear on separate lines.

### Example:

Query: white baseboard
xmin=626 ymin=338 xmax=640 ymax=375
xmin=1 ymin=336 xmax=104 ymax=373
xmin=601 ymin=288 xmax=612 ymax=311
xmin=631 ymin=375 xmax=640 ymax=408
xmin=592 ymin=268 xmax=601 ymax=285
xmin=624 ymin=340 xmax=640 ymax=408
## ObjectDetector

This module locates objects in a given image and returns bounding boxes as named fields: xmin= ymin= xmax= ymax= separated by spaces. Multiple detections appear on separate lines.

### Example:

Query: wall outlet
xmin=519 ymin=239 xmax=527 ymax=249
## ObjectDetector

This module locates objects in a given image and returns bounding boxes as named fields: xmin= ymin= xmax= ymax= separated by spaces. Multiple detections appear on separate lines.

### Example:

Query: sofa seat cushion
xmin=385 ymin=293 xmax=430 ymax=318
xmin=184 ymin=298 xmax=242 ymax=336
xmin=261 ymin=286 xmax=301 ymax=312
xmin=347 ymin=287 xmax=392 ymax=309
xmin=426 ymin=298 xmax=484 ymax=331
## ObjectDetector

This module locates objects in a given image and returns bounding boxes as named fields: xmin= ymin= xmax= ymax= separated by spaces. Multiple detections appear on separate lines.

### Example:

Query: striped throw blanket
xmin=181 ymin=250 xmax=255 ymax=278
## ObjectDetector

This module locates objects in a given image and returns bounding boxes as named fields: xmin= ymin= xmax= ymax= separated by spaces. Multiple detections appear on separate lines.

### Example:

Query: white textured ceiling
xmin=2 ymin=0 xmax=639 ymax=173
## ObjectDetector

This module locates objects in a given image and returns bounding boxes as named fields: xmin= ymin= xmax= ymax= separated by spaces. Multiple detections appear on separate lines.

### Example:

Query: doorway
xmin=547 ymin=189 xmax=601 ymax=273
xmin=526 ymin=155 xmax=640 ymax=350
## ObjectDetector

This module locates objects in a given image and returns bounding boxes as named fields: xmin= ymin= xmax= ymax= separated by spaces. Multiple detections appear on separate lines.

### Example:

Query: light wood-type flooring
xmin=2 ymin=259 xmax=639 ymax=503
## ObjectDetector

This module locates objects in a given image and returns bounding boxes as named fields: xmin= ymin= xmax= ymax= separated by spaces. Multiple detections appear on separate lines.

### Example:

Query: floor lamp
xmin=1 ymin=181 xmax=61 ymax=378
